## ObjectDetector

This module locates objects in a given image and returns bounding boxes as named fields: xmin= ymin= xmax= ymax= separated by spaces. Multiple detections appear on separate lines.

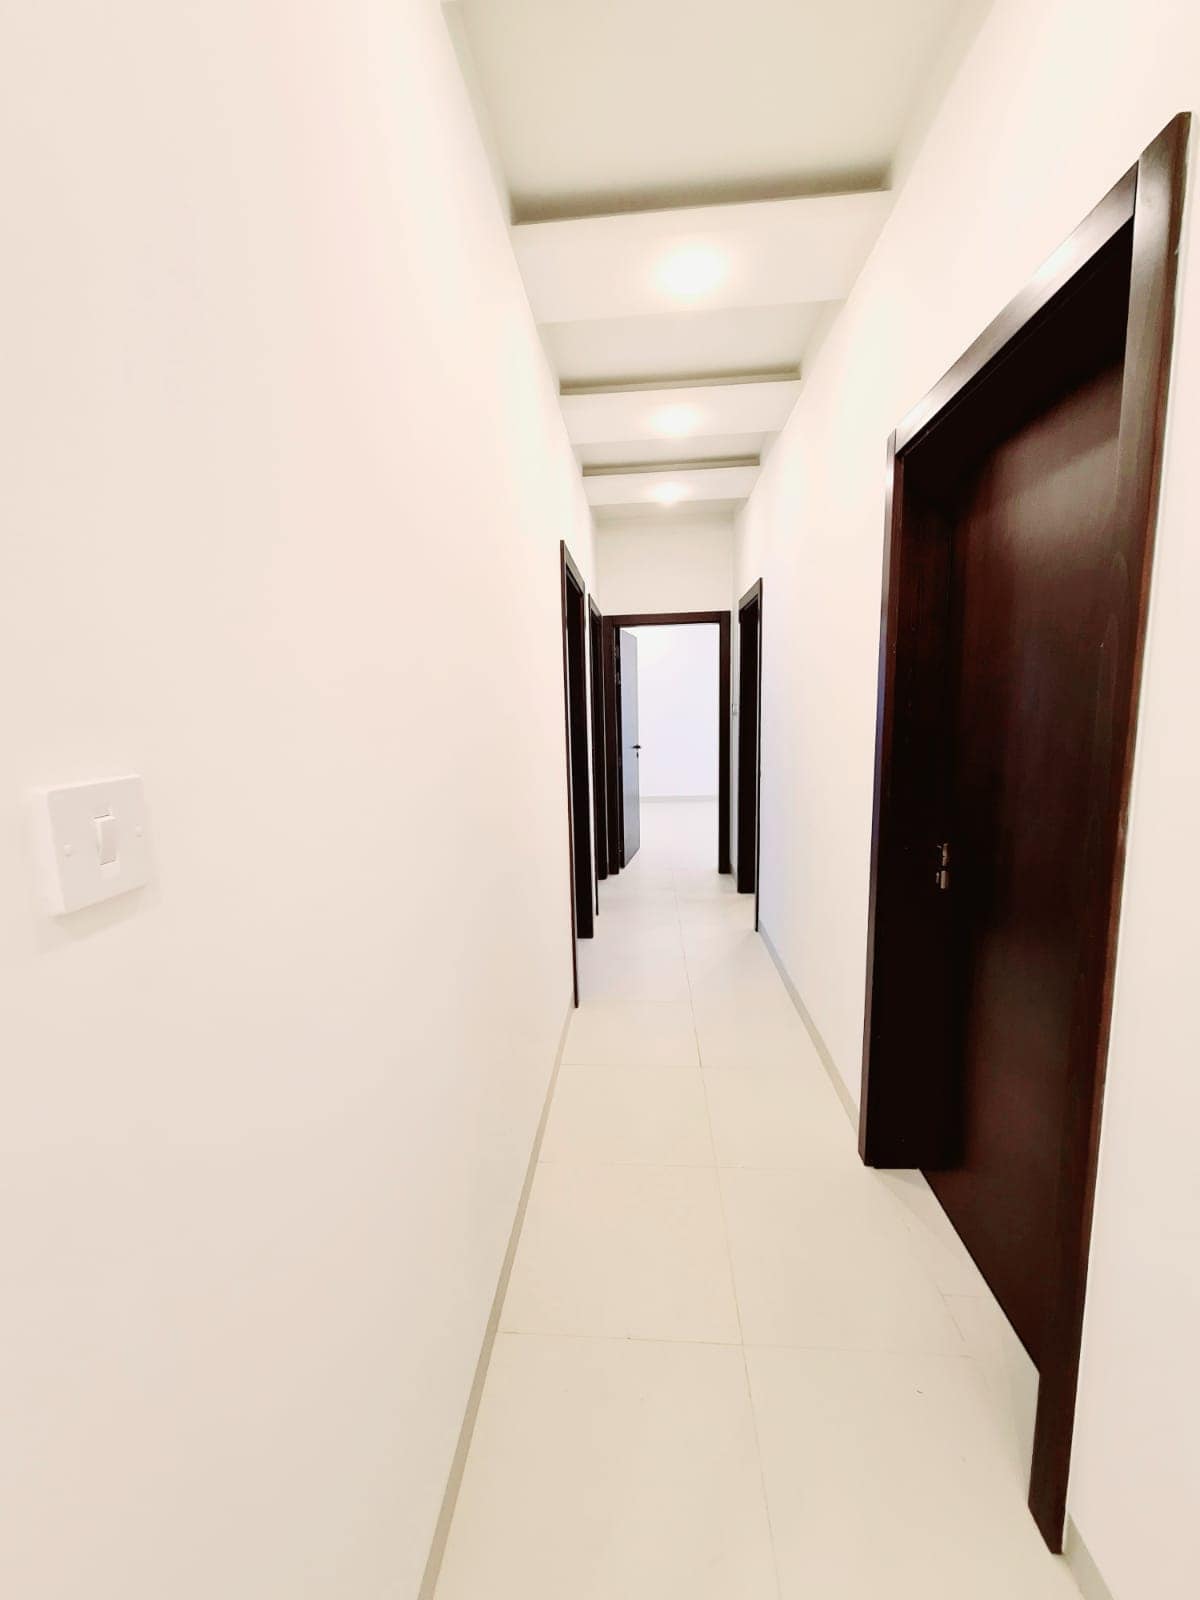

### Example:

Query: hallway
xmin=434 ymin=801 xmax=1077 ymax=1599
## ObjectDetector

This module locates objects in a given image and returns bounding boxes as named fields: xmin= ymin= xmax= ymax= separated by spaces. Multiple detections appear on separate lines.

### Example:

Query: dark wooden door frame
xmin=859 ymin=114 xmax=1188 ymax=1550
xmin=588 ymin=598 xmax=608 ymax=897
xmin=560 ymin=542 xmax=593 ymax=1008
xmin=600 ymin=618 xmax=623 ymax=876
xmin=601 ymin=610 xmax=732 ymax=875
xmin=736 ymin=580 xmax=763 ymax=926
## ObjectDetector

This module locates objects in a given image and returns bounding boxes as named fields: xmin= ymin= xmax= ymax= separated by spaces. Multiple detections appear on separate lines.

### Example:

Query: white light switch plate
xmin=32 ymin=775 xmax=151 ymax=914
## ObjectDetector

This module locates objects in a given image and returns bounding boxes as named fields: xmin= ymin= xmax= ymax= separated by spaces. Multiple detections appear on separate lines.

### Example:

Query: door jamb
xmin=737 ymin=579 xmax=764 ymax=926
xmin=560 ymin=542 xmax=593 ymax=1006
xmin=587 ymin=598 xmax=608 ymax=897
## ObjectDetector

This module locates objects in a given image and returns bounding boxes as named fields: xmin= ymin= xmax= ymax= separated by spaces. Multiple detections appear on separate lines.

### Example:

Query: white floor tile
xmin=944 ymin=1292 xmax=1040 ymax=1482
xmin=703 ymin=1063 xmax=854 ymax=1171
xmin=501 ymin=1162 xmax=741 ymax=1342
xmin=542 ymin=1063 xmax=714 ymax=1166
xmin=873 ymin=1169 xmax=992 ymax=1295
xmin=438 ymin=801 xmax=1071 ymax=1600
xmin=683 ymin=927 xmax=781 ymax=994
xmin=722 ymin=1166 xmax=965 ymax=1352
xmin=577 ymin=934 xmax=692 ymax=1002
xmin=563 ymin=997 xmax=699 ymax=1067
xmin=746 ymin=1345 xmax=1078 ymax=1599
xmin=436 ymin=1334 xmax=778 ymax=1600
xmin=693 ymin=986 xmax=816 ymax=1070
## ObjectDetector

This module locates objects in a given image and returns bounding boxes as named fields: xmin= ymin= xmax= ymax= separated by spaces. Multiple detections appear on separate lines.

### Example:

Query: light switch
xmin=94 ymin=811 xmax=119 ymax=868
xmin=32 ymin=776 xmax=150 ymax=914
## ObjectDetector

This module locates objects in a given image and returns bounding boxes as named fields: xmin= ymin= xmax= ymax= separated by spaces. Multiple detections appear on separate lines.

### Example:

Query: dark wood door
xmin=560 ymin=546 xmax=593 ymax=984
xmin=618 ymin=628 xmax=641 ymax=865
xmin=860 ymin=117 xmax=1189 ymax=1548
xmin=927 ymin=361 xmax=1126 ymax=1364
xmin=736 ymin=585 xmax=762 ymax=905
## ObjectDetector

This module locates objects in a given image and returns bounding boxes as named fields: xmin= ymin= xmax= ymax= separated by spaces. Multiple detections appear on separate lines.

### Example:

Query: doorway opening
xmin=736 ymin=580 xmax=763 ymax=926
xmin=601 ymin=610 xmax=732 ymax=878
xmin=860 ymin=116 xmax=1187 ymax=1550
xmin=559 ymin=542 xmax=593 ymax=1007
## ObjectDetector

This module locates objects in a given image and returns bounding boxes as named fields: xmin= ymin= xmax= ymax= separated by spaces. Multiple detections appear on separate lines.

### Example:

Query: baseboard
xmin=1064 ymin=1517 xmax=1117 ymax=1600
xmin=758 ymin=921 xmax=859 ymax=1133
xmin=417 ymin=995 xmax=574 ymax=1600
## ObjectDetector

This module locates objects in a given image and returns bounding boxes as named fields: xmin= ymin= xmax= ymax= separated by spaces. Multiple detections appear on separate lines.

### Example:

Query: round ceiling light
xmin=656 ymin=244 xmax=727 ymax=300
xmin=649 ymin=481 xmax=690 ymax=506
xmin=651 ymin=403 xmax=702 ymax=438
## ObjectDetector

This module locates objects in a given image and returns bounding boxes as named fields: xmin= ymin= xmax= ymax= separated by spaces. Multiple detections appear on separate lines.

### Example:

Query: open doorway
xmin=601 ymin=610 xmax=732 ymax=878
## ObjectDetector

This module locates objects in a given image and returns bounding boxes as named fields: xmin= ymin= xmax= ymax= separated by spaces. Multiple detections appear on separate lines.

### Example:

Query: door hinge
xmin=935 ymin=841 xmax=951 ymax=891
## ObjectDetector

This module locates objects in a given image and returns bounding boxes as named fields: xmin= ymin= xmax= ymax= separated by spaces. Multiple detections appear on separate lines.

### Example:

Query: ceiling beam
xmin=513 ymin=189 xmax=892 ymax=324
xmin=561 ymin=377 xmax=800 ymax=447
xmin=584 ymin=463 xmax=758 ymax=508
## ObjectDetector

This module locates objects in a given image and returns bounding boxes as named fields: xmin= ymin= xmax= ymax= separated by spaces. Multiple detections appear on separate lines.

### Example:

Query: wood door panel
xmin=859 ymin=116 xmax=1188 ymax=1548
xmin=928 ymin=365 xmax=1125 ymax=1361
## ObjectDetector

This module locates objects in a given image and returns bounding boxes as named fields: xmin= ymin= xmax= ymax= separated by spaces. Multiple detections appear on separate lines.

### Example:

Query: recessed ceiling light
xmin=651 ymin=403 xmax=702 ymax=438
xmin=656 ymin=244 xmax=727 ymax=300
xmin=649 ymin=482 xmax=689 ymax=506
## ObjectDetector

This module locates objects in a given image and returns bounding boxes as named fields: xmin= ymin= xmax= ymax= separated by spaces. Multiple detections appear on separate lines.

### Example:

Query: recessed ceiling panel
xmin=513 ymin=191 xmax=892 ymax=324
xmin=593 ymin=499 xmax=744 ymax=525
xmin=460 ymin=0 xmax=972 ymax=221
xmin=541 ymin=304 xmax=827 ymax=387
xmin=576 ymin=433 xmax=768 ymax=469
xmin=584 ymin=464 xmax=759 ymax=507
xmin=561 ymin=378 xmax=800 ymax=446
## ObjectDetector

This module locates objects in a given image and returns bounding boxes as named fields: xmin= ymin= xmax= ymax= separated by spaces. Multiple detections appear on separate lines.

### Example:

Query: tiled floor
xmin=435 ymin=800 xmax=1080 ymax=1599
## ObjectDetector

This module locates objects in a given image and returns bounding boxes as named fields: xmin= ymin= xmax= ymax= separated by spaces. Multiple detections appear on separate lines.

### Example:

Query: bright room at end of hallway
xmin=626 ymin=625 xmax=720 ymax=803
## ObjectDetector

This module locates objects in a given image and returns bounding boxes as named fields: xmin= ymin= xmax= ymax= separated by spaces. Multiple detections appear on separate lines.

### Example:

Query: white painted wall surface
xmin=734 ymin=2 xmax=1200 ymax=1594
xmin=628 ymin=627 xmax=720 ymax=797
xmin=596 ymin=513 xmax=734 ymax=614
xmin=0 ymin=3 xmax=591 ymax=1596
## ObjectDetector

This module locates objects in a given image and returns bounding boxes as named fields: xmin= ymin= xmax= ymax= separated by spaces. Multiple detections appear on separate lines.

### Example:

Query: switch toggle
xmin=94 ymin=811 xmax=119 ymax=868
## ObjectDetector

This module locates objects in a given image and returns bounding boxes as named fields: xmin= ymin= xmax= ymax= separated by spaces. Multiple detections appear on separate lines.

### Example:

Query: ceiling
xmin=453 ymin=0 xmax=980 ymax=516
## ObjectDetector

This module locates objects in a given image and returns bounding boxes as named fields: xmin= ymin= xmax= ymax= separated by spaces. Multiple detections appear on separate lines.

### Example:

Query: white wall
xmin=628 ymin=626 xmax=720 ymax=797
xmin=596 ymin=512 xmax=734 ymax=614
xmin=0 ymin=4 xmax=591 ymax=1597
xmin=734 ymin=2 xmax=1200 ymax=1595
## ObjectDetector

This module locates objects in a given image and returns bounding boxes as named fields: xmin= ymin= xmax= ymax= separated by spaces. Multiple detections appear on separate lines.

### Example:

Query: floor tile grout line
xmin=679 ymin=867 xmax=785 ymax=1600
xmin=739 ymin=1344 xmax=786 ymax=1600
xmin=535 ymin=1156 xmax=863 ymax=1171
xmin=678 ymin=863 xmax=754 ymax=1353
xmin=495 ymin=1323 xmax=988 ymax=1359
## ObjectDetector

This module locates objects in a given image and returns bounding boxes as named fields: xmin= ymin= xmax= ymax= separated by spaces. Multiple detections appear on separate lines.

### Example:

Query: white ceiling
xmin=460 ymin=0 xmax=969 ymax=222
xmin=584 ymin=464 xmax=759 ymax=509
xmin=452 ymin=0 xmax=978 ymax=513
xmin=542 ymin=306 xmax=827 ymax=389
xmin=577 ymin=434 xmax=768 ymax=469
xmin=560 ymin=378 xmax=802 ymax=447
xmin=512 ymin=191 xmax=892 ymax=324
